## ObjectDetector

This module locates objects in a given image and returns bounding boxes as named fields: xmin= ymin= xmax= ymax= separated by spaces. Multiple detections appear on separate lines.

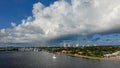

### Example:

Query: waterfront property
xmin=104 ymin=51 xmax=120 ymax=58
xmin=18 ymin=48 xmax=40 ymax=52
xmin=44 ymin=46 xmax=120 ymax=60
xmin=0 ymin=47 xmax=41 ymax=52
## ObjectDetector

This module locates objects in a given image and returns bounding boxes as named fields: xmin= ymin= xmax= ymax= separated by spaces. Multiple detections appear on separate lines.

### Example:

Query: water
xmin=0 ymin=51 xmax=120 ymax=68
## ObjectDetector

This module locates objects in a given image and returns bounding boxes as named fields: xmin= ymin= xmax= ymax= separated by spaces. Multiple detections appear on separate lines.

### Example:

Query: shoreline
xmin=65 ymin=53 xmax=120 ymax=61
xmin=1 ymin=51 xmax=120 ymax=61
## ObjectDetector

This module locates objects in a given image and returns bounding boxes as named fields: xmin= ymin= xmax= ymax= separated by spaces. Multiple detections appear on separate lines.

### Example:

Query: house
xmin=104 ymin=51 xmax=120 ymax=58
xmin=62 ymin=50 xmax=68 ymax=53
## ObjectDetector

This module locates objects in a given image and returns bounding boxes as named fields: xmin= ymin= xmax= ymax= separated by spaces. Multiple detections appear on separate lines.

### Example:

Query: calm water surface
xmin=0 ymin=51 xmax=120 ymax=68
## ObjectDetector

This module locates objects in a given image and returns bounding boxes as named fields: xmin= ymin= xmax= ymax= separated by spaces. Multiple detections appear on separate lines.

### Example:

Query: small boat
xmin=52 ymin=55 xmax=56 ymax=59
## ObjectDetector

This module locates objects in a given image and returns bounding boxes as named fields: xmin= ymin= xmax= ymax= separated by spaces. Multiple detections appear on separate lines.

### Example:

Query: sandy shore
xmin=66 ymin=54 xmax=120 ymax=61
xmin=103 ymin=56 xmax=120 ymax=60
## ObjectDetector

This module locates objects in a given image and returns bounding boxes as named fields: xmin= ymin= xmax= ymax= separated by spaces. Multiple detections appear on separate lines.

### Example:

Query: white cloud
xmin=0 ymin=0 xmax=120 ymax=43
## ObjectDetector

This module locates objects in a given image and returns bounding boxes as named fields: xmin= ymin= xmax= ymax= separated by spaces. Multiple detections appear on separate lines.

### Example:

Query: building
xmin=64 ymin=43 xmax=68 ymax=48
xmin=86 ymin=44 xmax=90 ymax=47
xmin=104 ymin=51 xmax=120 ymax=58
xmin=75 ymin=44 xmax=79 ymax=47
xmin=94 ymin=44 xmax=97 ymax=46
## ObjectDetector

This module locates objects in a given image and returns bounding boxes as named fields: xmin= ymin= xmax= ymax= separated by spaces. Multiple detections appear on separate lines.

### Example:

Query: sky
xmin=0 ymin=0 xmax=57 ymax=29
xmin=0 ymin=0 xmax=120 ymax=46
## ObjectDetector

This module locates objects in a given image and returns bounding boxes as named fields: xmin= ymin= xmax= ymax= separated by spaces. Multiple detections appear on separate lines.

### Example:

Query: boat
xmin=52 ymin=55 xmax=56 ymax=59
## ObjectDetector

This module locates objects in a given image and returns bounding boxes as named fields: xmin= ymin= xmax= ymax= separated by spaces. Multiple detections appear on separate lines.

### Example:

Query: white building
xmin=75 ymin=44 xmax=79 ymax=47
xmin=64 ymin=43 xmax=68 ymax=48
xmin=104 ymin=51 xmax=120 ymax=57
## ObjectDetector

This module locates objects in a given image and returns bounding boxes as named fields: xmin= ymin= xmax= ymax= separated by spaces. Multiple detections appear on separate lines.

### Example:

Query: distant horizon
xmin=0 ymin=43 xmax=120 ymax=47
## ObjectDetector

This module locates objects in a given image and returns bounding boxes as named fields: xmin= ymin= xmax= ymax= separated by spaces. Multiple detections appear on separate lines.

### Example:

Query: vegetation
xmin=44 ymin=46 xmax=120 ymax=58
xmin=1 ymin=46 xmax=120 ymax=58
xmin=0 ymin=47 xmax=18 ymax=51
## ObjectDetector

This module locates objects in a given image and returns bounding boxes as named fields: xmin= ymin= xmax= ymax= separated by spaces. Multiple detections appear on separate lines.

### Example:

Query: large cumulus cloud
xmin=0 ymin=0 xmax=120 ymax=43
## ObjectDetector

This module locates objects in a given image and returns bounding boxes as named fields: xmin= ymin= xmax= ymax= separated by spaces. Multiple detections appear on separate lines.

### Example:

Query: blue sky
xmin=0 ymin=0 xmax=56 ymax=29
xmin=0 ymin=0 xmax=120 ymax=46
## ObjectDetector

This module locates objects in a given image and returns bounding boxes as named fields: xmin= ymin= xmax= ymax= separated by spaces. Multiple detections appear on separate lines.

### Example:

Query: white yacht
xmin=52 ymin=55 xmax=56 ymax=59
